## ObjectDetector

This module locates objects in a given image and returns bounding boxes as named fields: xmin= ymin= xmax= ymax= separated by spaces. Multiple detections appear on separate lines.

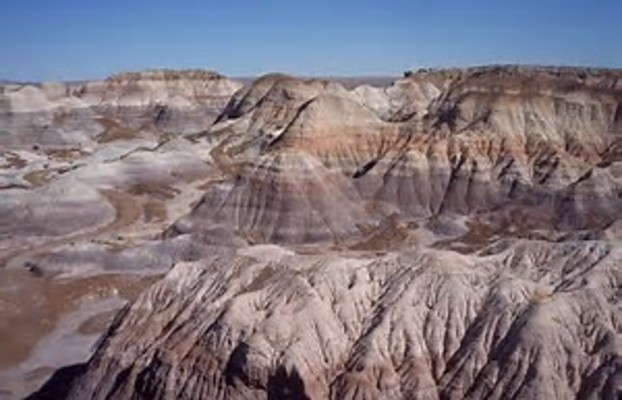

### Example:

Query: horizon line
xmin=2 ymin=62 xmax=621 ymax=85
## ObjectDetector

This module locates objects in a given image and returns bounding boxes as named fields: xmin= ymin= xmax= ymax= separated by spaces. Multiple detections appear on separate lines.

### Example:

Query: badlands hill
xmin=0 ymin=70 xmax=243 ymax=398
xmin=1 ymin=66 xmax=620 ymax=399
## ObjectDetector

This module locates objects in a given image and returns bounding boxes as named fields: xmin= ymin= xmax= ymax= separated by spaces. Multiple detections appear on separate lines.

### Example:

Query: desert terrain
xmin=0 ymin=66 xmax=620 ymax=399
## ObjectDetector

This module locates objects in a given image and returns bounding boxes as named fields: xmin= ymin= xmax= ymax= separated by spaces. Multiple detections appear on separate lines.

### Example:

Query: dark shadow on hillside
xmin=24 ymin=363 xmax=86 ymax=400
xmin=268 ymin=365 xmax=310 ymax=400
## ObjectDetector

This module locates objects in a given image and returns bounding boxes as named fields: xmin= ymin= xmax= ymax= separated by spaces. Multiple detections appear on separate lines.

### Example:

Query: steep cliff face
xmin=30 ymin=67 xmax=622 ymax=400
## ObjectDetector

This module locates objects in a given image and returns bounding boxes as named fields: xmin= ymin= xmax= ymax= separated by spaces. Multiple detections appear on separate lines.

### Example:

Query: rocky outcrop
xmin=62 ymin=241 xmax=621 ymax=400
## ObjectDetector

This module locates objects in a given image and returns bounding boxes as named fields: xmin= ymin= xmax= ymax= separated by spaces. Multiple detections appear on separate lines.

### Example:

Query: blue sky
xmin=0 ymin=0 xmax=619 ymax=81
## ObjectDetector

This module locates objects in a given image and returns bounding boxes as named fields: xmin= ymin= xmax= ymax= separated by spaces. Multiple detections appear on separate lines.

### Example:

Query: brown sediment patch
xmin=435 ymin=218 xmax=497 ymax=251
xmin=433 ymin=207 xmax=557 ymax=254
xmin=240 ymin=265 xmax=278 ymax=294
xmin=23 ymin=169 xmax=54 ymax=187
xmin=23 ymin=165 xmax=81 ymax=188
xmin=128 ymin=182 xmax=181 ymax=200
xmin=0 ymin=270 xmax=162 ymax=370
xmin=349 ymin=214 xmax=410 ymax=251
xmin=143 ymin=200 xmax=167 ymax=223
xmin=95 ymin=116 xmax=120 ymax=131
xmin=1 ymin=152 xmax=27 ymax=169
xmin=52 ymin=110 xmax=70 ymax=125
xmin=44 ymin=148 xmax=85 ymax=162
xmin=94 ymin=117 xmax=139 ymax=144
xmin=99 ymin=189 xmax=142 ymax=233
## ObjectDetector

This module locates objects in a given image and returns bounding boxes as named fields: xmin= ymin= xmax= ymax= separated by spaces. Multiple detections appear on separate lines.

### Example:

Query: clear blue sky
xmin=0 ymin=0 xmax=619 ymax=81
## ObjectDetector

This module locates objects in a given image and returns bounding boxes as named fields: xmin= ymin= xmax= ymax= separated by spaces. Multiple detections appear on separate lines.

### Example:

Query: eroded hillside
xmin=3 ymin=66 xmax=621 ymax=399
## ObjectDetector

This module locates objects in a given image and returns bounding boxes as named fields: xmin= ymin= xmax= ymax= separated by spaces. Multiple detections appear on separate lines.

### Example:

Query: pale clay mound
xmin=1 ymin=67 xmax=620 ymax=399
